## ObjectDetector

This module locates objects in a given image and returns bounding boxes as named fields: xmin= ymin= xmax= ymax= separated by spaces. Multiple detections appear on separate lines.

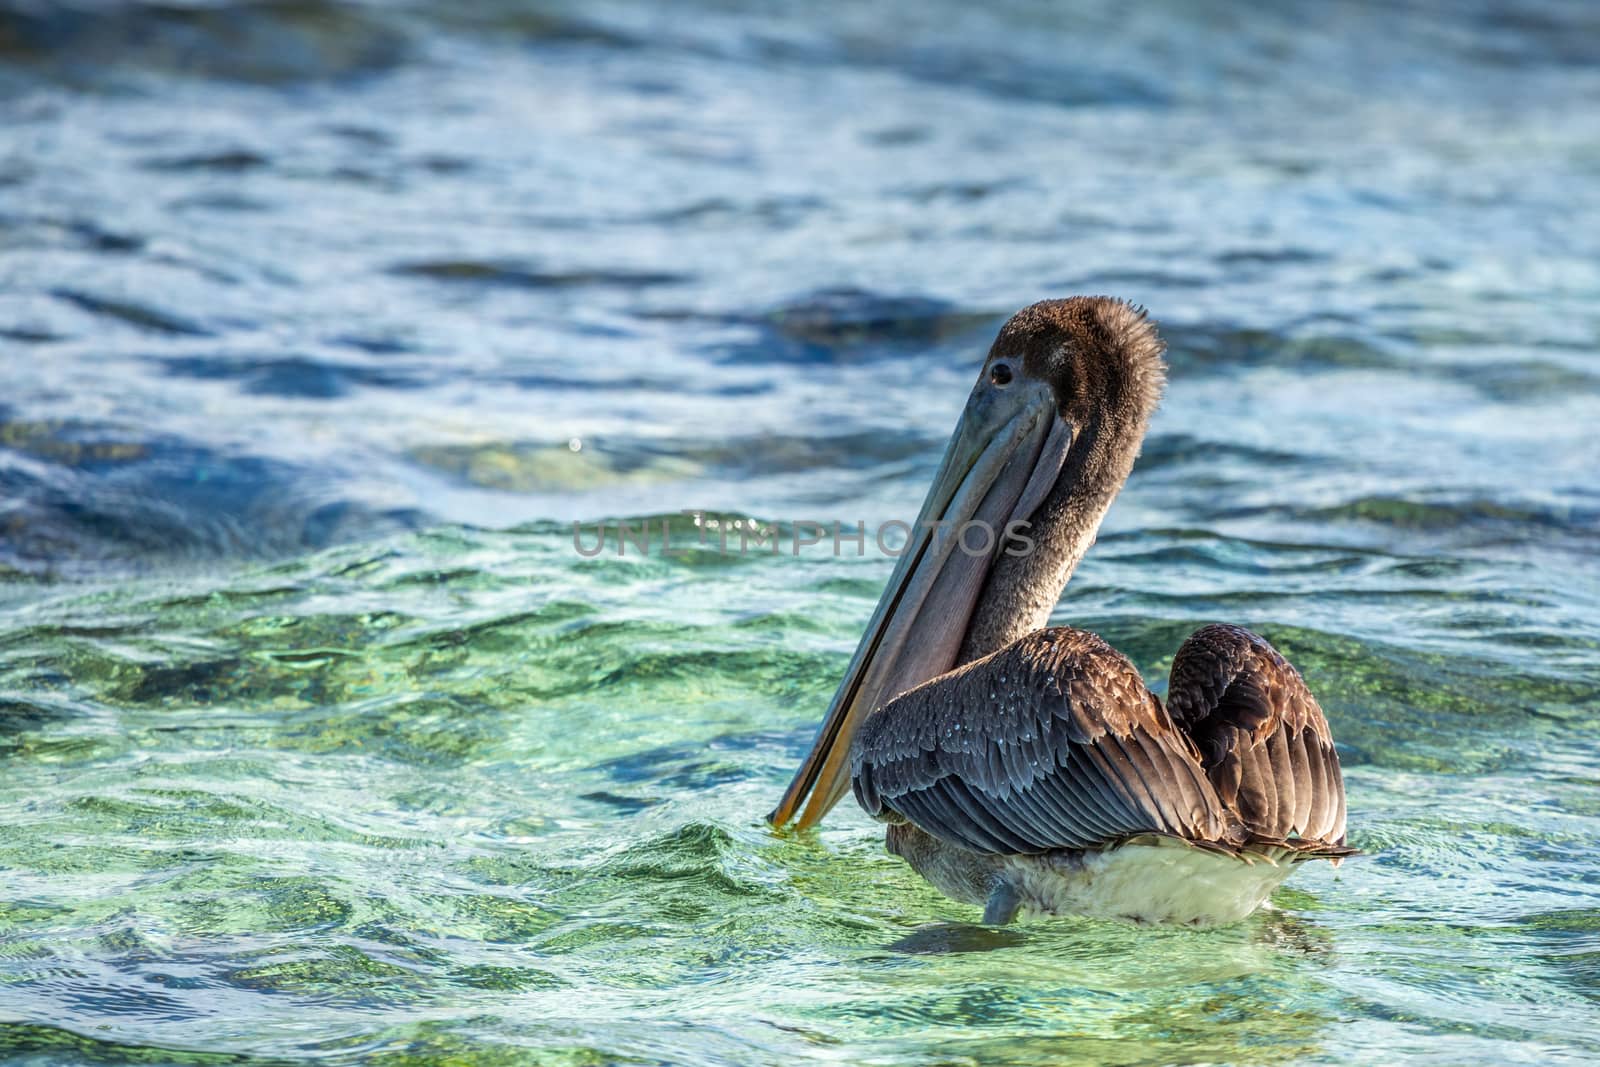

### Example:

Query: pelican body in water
xmin=769 ymin=297 xmax=1351 ymax=926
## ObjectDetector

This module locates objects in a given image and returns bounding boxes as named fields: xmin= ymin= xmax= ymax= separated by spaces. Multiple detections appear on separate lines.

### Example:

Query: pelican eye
xmin=990 ymin=362 xmax=1013 ymax=386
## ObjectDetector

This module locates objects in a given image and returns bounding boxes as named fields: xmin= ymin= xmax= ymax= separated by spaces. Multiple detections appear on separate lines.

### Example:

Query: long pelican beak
xmin=769 ymin=377 xmax=1074 ymax=830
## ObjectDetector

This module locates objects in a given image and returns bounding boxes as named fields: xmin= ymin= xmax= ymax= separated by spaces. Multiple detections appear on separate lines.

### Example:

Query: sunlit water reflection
xmin=2 ymin=1 xmax=1598 ymax=1063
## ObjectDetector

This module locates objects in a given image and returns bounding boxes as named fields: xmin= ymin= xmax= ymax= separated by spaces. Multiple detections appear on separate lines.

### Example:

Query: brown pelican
xmin=769 ymin=297 xmax=1350 ymax=926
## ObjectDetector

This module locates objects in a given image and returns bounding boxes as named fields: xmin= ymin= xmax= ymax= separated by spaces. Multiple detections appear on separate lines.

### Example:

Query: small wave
xmin=410 ymin=424 xmax=915 ymax=519
xmin=1136 ymin=433 xmax=1314 ymax=473
xmin=1451 ymin=360 xmax=1600 ymax=404
xmin=1302 ymin=494 xmax=1592 ymax=535
xmin=144 ymin=150 xmax=271 ymax=174
xmin=637 ymin=194 xmax=823 ymax=230
xmin=1164 ymin=325 xmax=1400 ymax=374
xmin=0 ymin=326 xmax=61 ymax=344
xmin=550 ymin=822 xmax=789 ymax=919
xmin=0 ymin=418 xmax=422 ymax=575
xmin=0 ymin=0 xmax=410 ymax=86
xmin=408 ymin=440 xmax=700 ymax=494
xmin=1214 ymin=248 xmax=1331 ymax=268
xmin=676 ymin=287 xmax=994 ymax=365
xmin=390 ymin=260 xmax=691 ymax=291
xmin=51 ymin=288 xmax=210 ymax=338
xmin=593 ymin=731 xmax=794 ymax=792
xmin=155 ymin=354 xmax=424 ymax=400
xmin=2 ymin=215 xmax=144 ymax=255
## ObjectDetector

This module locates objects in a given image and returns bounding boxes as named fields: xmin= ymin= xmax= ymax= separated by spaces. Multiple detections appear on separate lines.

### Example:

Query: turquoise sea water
xmin=2 ymin=1 xmax=1599 ymax=1062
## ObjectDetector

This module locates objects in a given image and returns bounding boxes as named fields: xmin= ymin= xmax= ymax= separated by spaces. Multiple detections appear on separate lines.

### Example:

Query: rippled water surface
xmin=3 ymin=1 xmax=1599 ymax=1063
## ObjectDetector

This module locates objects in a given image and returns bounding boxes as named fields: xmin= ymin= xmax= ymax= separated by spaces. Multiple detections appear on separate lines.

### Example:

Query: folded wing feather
xmin=850 ymin=625 xmax=1347 ymax=857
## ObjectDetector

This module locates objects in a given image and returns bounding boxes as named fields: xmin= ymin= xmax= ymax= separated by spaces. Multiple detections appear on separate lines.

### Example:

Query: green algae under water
xmin=3 ymin=517 xmax=1597 ymax=1064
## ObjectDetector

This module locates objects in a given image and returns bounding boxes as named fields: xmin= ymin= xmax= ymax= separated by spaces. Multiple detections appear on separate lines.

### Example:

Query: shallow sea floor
xmin=2 ymin=1 xmax=1599 ymax=1063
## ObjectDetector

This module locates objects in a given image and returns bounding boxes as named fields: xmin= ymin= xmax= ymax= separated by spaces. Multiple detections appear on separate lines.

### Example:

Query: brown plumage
xmin=851 ymin=625 xmax=1350 ymax=860
xmin=770 ymin=296 xmax=1352 ymax=924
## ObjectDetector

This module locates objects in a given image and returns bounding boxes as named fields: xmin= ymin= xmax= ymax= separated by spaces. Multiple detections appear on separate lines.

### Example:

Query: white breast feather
xmin=1003 ymin=839 xmax=1298 ymax=926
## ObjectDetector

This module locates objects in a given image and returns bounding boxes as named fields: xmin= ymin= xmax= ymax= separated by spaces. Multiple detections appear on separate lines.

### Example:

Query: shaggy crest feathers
xmin=991 ymin=296 xmax=1167 ymax=435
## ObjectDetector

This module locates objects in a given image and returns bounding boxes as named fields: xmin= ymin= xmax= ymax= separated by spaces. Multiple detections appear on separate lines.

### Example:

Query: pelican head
xmin=770 ymin=297 xmax=1167 ymax=830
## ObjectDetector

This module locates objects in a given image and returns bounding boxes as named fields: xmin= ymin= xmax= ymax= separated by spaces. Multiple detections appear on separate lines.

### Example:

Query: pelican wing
xmin=850 ymin=628 xmax=1240 ymax=856
xmin=1166 ymin=624 xmax=1347 ymax=845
